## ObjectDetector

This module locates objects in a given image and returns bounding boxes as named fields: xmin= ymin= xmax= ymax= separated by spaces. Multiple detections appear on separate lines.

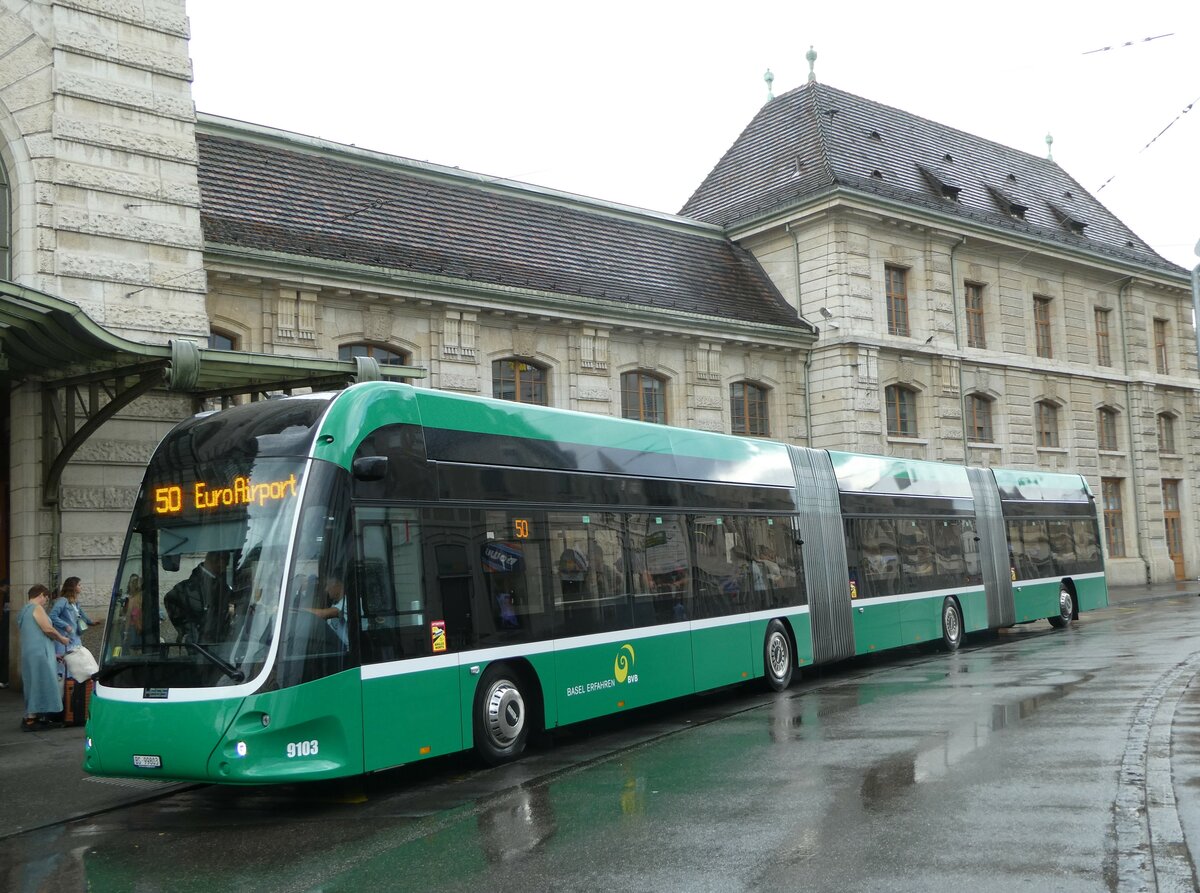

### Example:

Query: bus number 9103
xmin=286 ymin=740 xmax=319 ymax=758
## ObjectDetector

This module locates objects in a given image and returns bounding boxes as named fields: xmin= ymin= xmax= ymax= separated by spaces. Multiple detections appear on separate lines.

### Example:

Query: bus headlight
xmin=235 ymin=741 xmax=248 ymax=758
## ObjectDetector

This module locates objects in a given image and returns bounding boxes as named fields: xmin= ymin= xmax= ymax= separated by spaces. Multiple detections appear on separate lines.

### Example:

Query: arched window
xmin=884 ymin=385 xmax=918 ymax=438
xmin=492 ymin=358 xmax=548 ymax=405
xmin=209 ymin=328 xmax=238 ymax=351
xmin=1157 ymin=413 xmax=1177 ymax=453
xmin=338 ymin=342 xmax=410 ymax=366
xmin=966 ymin=394 xmax=993 ymax=443
xmin=730 ymin=382 xmax=770 ymax=437
xmin=621 ymin=371 xmax=666 ymax=424
xmin=1035 ymin=400 xmax=1060 ymax=448
xmin=1097 ymin=407 xmax=1119 ymax=451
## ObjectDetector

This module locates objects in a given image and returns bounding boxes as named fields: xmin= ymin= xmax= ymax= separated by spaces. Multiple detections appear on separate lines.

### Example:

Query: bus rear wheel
xmin=941 ymin=598 xmax=963 ymax=651
xmin=763 ymin=620 xmax=794 ymax=691
xmin=1048 ymin=588 xmax=1074 ymax=629
xmin=474 ymin=664 xmax=530 ymax=765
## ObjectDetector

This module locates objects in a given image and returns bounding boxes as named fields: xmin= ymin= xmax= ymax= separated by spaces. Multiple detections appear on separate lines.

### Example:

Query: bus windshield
xmin=100 ymin=457 xmax=313 ymax=689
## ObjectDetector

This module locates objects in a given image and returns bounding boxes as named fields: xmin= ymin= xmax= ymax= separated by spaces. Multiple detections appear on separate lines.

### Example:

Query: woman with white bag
xmin=50 ymin=576 xmax=99 ymax=681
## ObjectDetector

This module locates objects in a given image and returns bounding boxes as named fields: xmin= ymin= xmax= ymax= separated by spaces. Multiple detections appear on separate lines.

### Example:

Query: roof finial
xmin=1045 ymin=132 xmax=1054 ymax=161
xmin=764 ymin=68 xmax=774 ymax=101
xmin=806 ymin=46 xmax=818 ymax=83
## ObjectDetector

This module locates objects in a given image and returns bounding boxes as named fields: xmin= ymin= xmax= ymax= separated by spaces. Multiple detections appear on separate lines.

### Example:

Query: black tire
xmin=941 ymin=598 xmax=963 ymax=652
xmin=474 ymin=663 xmax=530 ymax=765
xmin=763 ymin=620 xmax=794 ymax=691
xmin=1048 ymin=588 xmax=1074 ymax=629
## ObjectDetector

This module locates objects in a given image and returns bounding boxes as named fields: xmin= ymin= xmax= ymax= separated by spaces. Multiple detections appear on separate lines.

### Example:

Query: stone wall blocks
xmin=55 ymin=208 xmax=201 ymax=248
xmin=60 ymin=533 xmax=125 ymax=560
xmin=58 ymin=29 xmax=192 ymax=78
xmin=56 ymin=71 xmax=194 ymax=120
xmin=0 ymin=34 xmax=53 ymax=87
xmin=60 ymin=485 xmax=139 ymax=510
xmin=54 ymin=117 xmax=197 ymax=162
xmin=54 ymin=1 xmax=189 ymax=37
xmin=1 ymin=67 xmax=52 ymax=112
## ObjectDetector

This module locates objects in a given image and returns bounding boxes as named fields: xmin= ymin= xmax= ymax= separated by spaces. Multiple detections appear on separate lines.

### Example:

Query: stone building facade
xmin=1 ymin=2 xmax=1194 ymax=683
xmin=682 ymin=82 xmax=1194 ymax=586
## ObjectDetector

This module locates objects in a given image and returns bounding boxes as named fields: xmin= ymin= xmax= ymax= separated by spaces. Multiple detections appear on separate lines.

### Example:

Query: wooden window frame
xmin=1101 ymin=478 xmax=1126 ymax=558
xmin=1094 ymin=308 xmax=1112 ymax=367
xmin=885 ymin=266 xmax=910 ymax=337
xmin=1154 ymin=318 xmax=1169 ymax=374
xmin=1097 ymin=408 xmax=1119 ymax=452
xmin=1035 ymin=400 xmax=1060 ymax=448
xmin=1033 ymin=296 xmax=1053 ymax=359
xmin=964 ymin=283 xmax=986 ymax=349
xmin=730 ymin=381 xmax=770 ymax=437
xmin=885 ymin=384 xmax=918 ymax=438
xmin=1157 ymin=413 xmax=1177 ymax=453
xmin=621 ymin=370 xmax=667 ymax=424
xmin=492 ymin=358 xmax=549 ymax=405
xmin=967 ymin=393 xmax=993 ymax=443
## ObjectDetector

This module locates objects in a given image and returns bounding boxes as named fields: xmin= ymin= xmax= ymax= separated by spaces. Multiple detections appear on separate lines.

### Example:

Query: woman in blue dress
xmin=18 ymin=584 xmax=70 ymax=731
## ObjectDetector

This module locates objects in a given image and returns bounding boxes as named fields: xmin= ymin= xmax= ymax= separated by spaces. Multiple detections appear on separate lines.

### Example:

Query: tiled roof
xmin=681 ymin=82 xmax=1183 ymax=276
xmin=196 ymin=128 xmax=808 ymax=331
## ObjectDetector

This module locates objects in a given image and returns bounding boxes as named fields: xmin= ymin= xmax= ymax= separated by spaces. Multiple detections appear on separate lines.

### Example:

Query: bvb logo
xmin=614 ymin=644 xmax=636 ymax=683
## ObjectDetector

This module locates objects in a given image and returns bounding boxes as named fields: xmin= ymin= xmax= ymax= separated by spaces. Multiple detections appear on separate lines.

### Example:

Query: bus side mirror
xmin=162 ymin=555 xmax=180 ymax=572
xmin=352 ymin=456 xmax=388 ymax=481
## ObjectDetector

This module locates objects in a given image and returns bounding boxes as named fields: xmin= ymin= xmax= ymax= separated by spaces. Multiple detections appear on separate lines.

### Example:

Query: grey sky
xmin=188 ymin=1 xmax=1199 ymax=269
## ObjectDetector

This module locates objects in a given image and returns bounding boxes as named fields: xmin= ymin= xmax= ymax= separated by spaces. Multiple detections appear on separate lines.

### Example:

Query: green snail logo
xmin=614 ymin=643 xmax=636 ymax=683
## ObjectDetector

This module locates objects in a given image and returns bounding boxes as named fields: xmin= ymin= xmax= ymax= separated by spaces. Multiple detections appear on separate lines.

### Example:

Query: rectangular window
xmin=1034 ymin=296 xmax=1053 ymax=359
xmin=885 ymin=385 xmax=917 ymax=438
xmin=1154 ymin=318 xmax=1169 ymax=374
xmin=885 ymin=266 xmax=910 ymax=337
xmin=1036 ymin=402 xmax=1059 ymax=448
xmin=967 ymin=394 xmax=993 ymax=442
xmin=1095 ymin=309 xmax=1112 ymax=367
xmin=1098 ymin=409 xmax=1118 ymax=451
xmin=731 ymin=382 xmax=770 ymax=437
xmin=965 ymin=283 xmax=986 ymax=349
xmin=1101 ymin=478 xmax=1126 ymax=558
xmin=1158 ymin=414 xmax=1177 ymax=453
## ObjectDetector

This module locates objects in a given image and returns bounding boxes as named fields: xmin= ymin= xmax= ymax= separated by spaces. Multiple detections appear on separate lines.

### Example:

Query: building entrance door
xmin=1162 ymin=479 xmax=1185 ymax=581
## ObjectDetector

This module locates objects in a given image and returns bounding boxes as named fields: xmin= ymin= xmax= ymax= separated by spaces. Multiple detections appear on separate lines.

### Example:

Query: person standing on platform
xmin=17 ymin=584 xmax=69 ymax=731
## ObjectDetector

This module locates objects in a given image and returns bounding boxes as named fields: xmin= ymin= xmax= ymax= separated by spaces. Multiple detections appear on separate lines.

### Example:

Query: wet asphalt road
xmin=6 ymin=595 xmax=1200 ymax=892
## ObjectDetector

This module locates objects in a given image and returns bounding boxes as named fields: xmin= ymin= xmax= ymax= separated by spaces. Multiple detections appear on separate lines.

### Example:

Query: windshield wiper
xmin=184 ymin=640 xmax=246 ymax=683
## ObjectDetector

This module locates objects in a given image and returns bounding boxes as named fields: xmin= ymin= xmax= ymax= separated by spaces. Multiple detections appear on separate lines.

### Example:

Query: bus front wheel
xmin=1048 ymin=588 xmax=1074 ymax=629
xmin=474 ymin=664 xmax=530 ymax=765
xmin=763 ymin=620 xmax=794 ymax=691
xmin=941 ymin=598 xmax=963 ymax=651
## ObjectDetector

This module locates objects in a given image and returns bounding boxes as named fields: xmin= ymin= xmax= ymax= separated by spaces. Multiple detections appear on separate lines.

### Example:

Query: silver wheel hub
xmin=484 ymin=680 xmax=524 ymax=746
xmin=944 ymin=605 xmax=960 ymax=641
xmin=768 ymin=631 xmax=790 ymax=678
xmin=1060 ymin=590 xmax=1073 ymax=618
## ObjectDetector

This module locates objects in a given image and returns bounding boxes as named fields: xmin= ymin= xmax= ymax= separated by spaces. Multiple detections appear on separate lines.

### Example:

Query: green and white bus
xmin=84 ymin=382 xmax=1106 ymax=783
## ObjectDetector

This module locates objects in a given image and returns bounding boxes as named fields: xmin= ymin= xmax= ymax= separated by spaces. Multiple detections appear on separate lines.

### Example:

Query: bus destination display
xmin=152 ymin=473 xmax=299 ymax=515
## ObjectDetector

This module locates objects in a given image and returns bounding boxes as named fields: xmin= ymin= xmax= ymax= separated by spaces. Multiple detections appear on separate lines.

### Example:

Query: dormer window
xmin=869 ymin=129 xmax=883 ymax=140
xmin=1048 ymin=201 xmax=1087 ymax=235
xmin=918 ymin=164 xmax=960 ymax=200
xmin=871 ymin=169 xmax=884 ymax=179
xmin=986 ymin=183 xmax=1027 ymax=219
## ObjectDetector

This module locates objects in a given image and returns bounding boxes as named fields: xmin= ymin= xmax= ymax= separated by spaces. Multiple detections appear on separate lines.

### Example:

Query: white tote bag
xmin=64 ymin=646 xmax=99 ymax=682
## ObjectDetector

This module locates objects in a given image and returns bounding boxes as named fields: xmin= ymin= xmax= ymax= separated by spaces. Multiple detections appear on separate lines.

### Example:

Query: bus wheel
xmin=1048 ymin=588 xmax=1074 ymax=629
xmin=941 ymin=598 xmax=963 ymax=651
xmin=763 ymin=620 xmax=794 ymax=692
xmin=474 ymin=664 xmax=529 ymax=765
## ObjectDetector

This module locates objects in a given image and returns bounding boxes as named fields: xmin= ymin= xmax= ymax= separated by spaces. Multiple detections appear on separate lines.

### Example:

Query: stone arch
xmin=0 ymin=8 xmax=55 ymax=284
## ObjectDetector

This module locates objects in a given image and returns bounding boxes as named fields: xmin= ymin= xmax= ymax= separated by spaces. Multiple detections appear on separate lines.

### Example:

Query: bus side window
xmin=549 ymin=511 xmax=630 ymax=635
xmin=355 ymin=508 xmax=427 ymax=663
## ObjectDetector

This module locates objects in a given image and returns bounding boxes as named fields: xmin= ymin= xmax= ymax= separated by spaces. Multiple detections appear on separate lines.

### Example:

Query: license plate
xmin=132 ymin=754 xmax=162 ymax=769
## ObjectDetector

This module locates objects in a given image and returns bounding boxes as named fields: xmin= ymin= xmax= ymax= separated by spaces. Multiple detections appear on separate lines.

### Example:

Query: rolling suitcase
xmin=62 ymin=677 xmax=93 ymax=726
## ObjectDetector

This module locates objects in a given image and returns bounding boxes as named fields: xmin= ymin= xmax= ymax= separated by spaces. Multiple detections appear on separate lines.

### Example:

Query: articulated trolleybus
xmin=85 ymin=382 xmax=1106 ymax=783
